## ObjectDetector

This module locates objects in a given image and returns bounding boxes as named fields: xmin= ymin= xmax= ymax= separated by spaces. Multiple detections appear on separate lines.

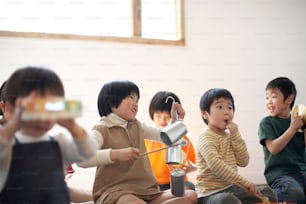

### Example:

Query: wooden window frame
xmin=0 ymin=0 xmax=185 ymax=46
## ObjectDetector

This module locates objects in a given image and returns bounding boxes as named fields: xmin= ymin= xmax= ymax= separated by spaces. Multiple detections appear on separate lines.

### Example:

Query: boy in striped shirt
xmin=196 ymin=88 xmax=276 ymax=204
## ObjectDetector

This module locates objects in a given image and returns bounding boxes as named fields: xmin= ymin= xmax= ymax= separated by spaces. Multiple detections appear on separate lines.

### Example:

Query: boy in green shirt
xmin=258 ymin=77 xmax=306 ymax=204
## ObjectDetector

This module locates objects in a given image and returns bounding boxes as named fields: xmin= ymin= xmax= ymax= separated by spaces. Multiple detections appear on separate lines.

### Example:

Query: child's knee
xmin=207 ymin=192 xmax=241 ymax=204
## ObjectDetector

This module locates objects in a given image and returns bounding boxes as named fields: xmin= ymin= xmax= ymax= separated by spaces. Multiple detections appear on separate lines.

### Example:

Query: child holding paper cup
xmin=0 ymin=66 xmax=96 ymax=204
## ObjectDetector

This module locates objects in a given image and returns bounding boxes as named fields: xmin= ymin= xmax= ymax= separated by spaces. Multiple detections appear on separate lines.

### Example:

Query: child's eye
xmin=155 ymin=113 xmax=162 ymax=118
xmin=216 ymin=105 xmax=223 ymax=109
xmin=129 ymin=94 xmax=139 ymax=102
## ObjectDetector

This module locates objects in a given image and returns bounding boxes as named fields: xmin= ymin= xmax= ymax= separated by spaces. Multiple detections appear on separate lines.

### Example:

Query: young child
xmin=197 ymin=88 xmax=277 ymax=204
xmin=0 ymin=66 xmax=96 ymax=204
xmin=78 ymin=80 xmax=197 ymax=204
xmin=258 ymin=77 xmax=306 ymax=204
xmin=144 ymin=91 xmax=196 ymax=191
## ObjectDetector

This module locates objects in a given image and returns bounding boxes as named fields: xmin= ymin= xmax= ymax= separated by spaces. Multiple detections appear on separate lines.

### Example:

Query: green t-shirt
xmin=258 ymin=116 xmax=306 ymax=184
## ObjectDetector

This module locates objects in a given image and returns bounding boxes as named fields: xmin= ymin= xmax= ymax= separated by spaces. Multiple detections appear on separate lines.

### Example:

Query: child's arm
xmin=77 ymin=130 xmax=140 ymax=168
xmin=57 ymin=119 xmax=96 ymax=160
xmin=0 ymin=102 xmax=22 ymax=191
xmin=0 ymin=99 xmax=23 ymax=142
xmin=227 ymin=121 xmax=249 ymax=167
xmin=265 ymin=113 xmax=303 ymax=155
xmin=77 ymin=147 xmax=140 ymax=168
xmin=0 ymin=115 xmax=20 ymax=142
xmin=170 ymin=102 xmax=185 ymax=122
xmin=199 ymin=133 xmax=252 ymax=190
xmin=57 ymin=119 xmax=88 ymax=141
xmin=182 ymin=136 xmax=197 ymax=173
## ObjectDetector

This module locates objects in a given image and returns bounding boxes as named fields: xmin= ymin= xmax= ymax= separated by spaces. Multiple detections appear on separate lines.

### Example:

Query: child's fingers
xmin=171 ymin=102 xmax=185 ymax=120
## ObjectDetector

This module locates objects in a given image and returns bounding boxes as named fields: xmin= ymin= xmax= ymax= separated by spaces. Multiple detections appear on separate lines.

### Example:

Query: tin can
xmin=170 ymin=168 xmax=185 ymax=197
xmin=166 ymin=144 xmax=182 ymax=165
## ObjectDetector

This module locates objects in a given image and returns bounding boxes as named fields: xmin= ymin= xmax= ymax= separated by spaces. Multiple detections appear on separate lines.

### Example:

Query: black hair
xmin=97 ymin=80 xmax=140 ymax=117
xmin=148 ymin=91 xmax=181 ymax=120
xmin=199 ymin=88 xmax=235 ymax=125
xmin=3 ymin=66 xmax=65 ymax=106
xmin=0 ymin=81 xmax=7 ymax=116
xmin=265 ymin=77 xmax=296 ymax=109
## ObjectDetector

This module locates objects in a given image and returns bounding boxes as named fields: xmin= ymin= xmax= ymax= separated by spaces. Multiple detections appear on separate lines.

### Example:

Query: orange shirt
xmin=144 ymin=136 xmax=196 ymax=185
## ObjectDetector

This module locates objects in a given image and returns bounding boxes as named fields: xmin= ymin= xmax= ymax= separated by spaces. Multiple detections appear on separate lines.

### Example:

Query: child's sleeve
xmin=230 ymin=132 xmax=249 ymax=167
xmin=76 ymin=130 xmax=114 ymax=168
xmin=142 ymin=122 xmax=162 ymax=141
xmin=0 ymin=136 xmax=13 ymax=192
xmin=198 ymin=133 xmax=252 ymax=189
xmin=258 ymin=117 xmax=274 ymax=146
xmin=182 ymin=136 xmax=196 ymax=163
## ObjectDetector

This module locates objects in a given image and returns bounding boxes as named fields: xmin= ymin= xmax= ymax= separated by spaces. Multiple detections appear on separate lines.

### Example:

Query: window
xmin=0 ymin=0 xmax=185 ymax=46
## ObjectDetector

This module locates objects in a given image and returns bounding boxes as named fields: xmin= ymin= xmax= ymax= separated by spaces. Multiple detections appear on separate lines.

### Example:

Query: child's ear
xmin=286 ymin=94 xmax=295 ymax=106
xmin=0 ymin=101 xmax=7 ymax=114
xmin=200 ymin=110 xmax=208 ymax=120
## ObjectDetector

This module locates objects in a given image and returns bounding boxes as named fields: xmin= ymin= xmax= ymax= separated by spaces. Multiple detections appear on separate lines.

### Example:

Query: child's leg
xmin=270 ymin=175 xmax=305 ymax=204
xmin=231 ymin=185 xmax=267 ymax=204
xmin=69 ymin=187 xmax=93 ymax=203
xmin=256 ymin=184 xmax=278 ymax=202
xmin=116 ymin=194 xmax=147 ymax=204
xmin=150 ymin=189 xmax=197 ymax=204
xmin=199 ymin=192 xmax=241 ymax=204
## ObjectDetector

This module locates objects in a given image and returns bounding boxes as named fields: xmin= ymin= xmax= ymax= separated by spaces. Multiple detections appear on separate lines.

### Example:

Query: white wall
xmin=0 ymin=0 xmax=305 ymax=184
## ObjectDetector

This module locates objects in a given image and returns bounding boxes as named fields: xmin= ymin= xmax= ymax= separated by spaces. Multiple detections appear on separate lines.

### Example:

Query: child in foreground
xmin=78 ymin=80 xmax=197 ymax=204
xmin=258 ymin=77 xmax=306 ymax=204
xmin=0 ymin=66 xmax=96 ymax=204
xmin=196 ymin=88 xmax=277 ymax=204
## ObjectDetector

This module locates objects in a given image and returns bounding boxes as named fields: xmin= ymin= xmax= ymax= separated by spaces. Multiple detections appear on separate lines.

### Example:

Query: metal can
xmin=170 ymin=168 xmax=185 ymax=197
xmin=166 ymin=144 xmax=182 ymax=165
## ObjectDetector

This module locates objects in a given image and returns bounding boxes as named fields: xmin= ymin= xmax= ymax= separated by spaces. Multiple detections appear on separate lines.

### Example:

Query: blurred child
xmin=0 ymin=66 xmax=96 ymax=204
xmin=197 ymin=88 xmax=276 ymax=204
xmin=78 ymin=80 xmax=197 ymax=204
xmin=1 ymin=80 xmax=94 ymax=203
xmin=145 ymin=91 xmax=196 ymax=190
xmin=258 ymin=77 xmax=306 ymax=204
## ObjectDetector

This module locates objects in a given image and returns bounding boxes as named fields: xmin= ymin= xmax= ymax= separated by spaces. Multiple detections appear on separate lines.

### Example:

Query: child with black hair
xmin=0 ymin=66 xmax=96 ymax=204
xmin=258 ymin=77 xmax=306 ymax=204
xmin=78 ymin=80 xmax=197 ymax=204
xmin=197 ymin=88 xmax=276 ymax=204
xmin=145 ymin=91 xmax=196 ymax=191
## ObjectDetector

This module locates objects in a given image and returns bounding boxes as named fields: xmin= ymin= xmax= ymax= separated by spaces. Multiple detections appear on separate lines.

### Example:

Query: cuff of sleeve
xmin=100 ymin=148 xmax=114 ymax=165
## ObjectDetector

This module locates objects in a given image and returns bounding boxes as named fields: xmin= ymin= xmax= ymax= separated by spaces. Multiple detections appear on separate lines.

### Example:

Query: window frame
xmin=0 ymin=0 xmax=185 ymax=46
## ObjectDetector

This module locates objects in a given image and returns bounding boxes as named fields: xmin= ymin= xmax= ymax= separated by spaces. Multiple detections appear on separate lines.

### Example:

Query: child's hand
xmin=111 ymin=147 xmax=140 ymax=161
xmin=0 ymin=97 xmax=23 ymax=141
xmin=290 ymin=112 xmax=304 ymax=132
xmin=226 ymin=121 xmax=238 ymax=136
xmin=170 ymin=102 xmax=185 ymax=121
xmin=247 ymin=183 xmax=261 ymax=197
xmin=183 ymin=161 xmax=197 ymax=173
xmin=12 ymin=97 xmax=24 ymax=126
xmin=57 ymin=119 xmax=87 ymax=140
xmin=57 ymin=118 xmax=76 ymax=129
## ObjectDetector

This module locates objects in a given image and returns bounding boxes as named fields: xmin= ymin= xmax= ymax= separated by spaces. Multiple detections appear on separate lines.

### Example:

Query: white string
xmin=165 ymin=96 xmax=178 ymax=120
